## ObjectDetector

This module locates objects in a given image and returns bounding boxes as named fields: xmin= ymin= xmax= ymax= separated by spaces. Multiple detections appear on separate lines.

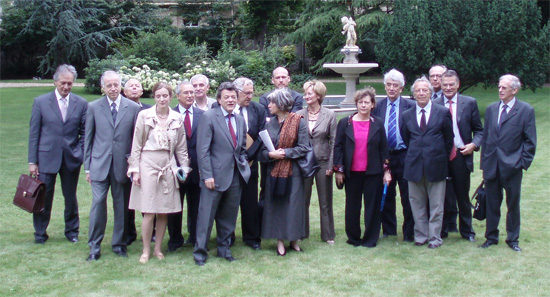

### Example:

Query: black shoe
xmin=184 ymin=238 xmax=195 ymax=246
xmin=35 ymin=238 xmax=46 ymax=244
xmin=346 ymin=240 xmax=361 ymax=247
xmin=126 ymin=237 xmax=136 ymax=246
xmin=441 ymin=232 xmax=448 ymax=239
xmin=86 ymin=253 xmax=101 ymax=261
xmin=288 ymin=245 xmax=304 ymax=252
xmin=414 ymin=241 xmax=427 ymax=246
xmin=195 ymin=259 xmax=205 ymax=266
xmin=479 ymin=240 xmax=497 ymax=248
xmin=68 ymin=236 xmax=79 ymax=243
xmin=403 ymin=237 xmax=414 ymax=243
xmin=224 ymin=256 xmax=236 ymax=262
xmin=508 ymin=244 xmax=522 ymax=252
xmin=167 ymin=244 xmax=182 ymax=252
xmin=428 ymin=243 xmax=441 ymax=249
xmin=448 ymin=226 xmax=459 ymax=233
xmin=249 ymin=243 xmax=261 ymax=250
xmin=113 ymin=249 xmax=128 ymax=257
xmin=466 ymin=236 xmax=476 ymax=242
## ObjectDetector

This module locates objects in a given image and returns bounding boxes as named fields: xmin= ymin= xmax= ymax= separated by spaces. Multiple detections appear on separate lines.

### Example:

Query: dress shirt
xmin=221 ymin=107 xmax=238 ymax=143
xmin=55 ymin=89 xmax=70 ymax=109
xmin=384 ymin=97 xmax=406 ymax=150
xmin=178 ymin=104 xmax=194 ymax=127
xmin=497 ymin=97 xmax=516 ymax=124
xmin=108 ymin=95 xmax=122 ymax=112
xmin=445 ymin=94 xmax=465 ymax=148
xmin=416 ymin=101 xmax=432 ymax=127
xmin=235 ymin=105 xmax=249 ymax=132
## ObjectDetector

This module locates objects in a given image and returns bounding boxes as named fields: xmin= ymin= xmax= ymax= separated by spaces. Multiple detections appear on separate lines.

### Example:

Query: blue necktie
xmin=387 ymin=103 xmax=397 ymax=149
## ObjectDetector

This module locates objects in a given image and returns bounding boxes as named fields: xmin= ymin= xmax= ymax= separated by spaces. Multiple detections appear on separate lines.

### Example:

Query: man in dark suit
xmin=429 ymin=65 xmax=447 ymax=101
xmin=122 ymin=78 xmax=151 ymax=245
xmin=28 ymin=64 xmax=87 ymax=244
xmin=230 ymin=77 xmax=266 ymax=250
xmin=479 ymin=74 xmax=536 ymax=252
xmin=258 ymin=67 xmax=304 ymax=115
xmin=434 ymin=70 xmax=483 ymax=242
xmin=193 ymin=82 xmax=251 ymax=266
xmin=84 ymin=70 xmax=141 ymax=261
xmin=167 ymin=81 xmax=204 ymax=251
xmin=401 ymin=76 xmax=454 ymax=249
xmin=372 ymin=69 xmax=416 ymax=242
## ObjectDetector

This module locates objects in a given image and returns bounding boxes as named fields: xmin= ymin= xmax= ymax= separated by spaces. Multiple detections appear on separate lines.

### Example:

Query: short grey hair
xmin=53 ymin=64 xmax=77 ymax=81
xmin=267 ymin=88 xmax=294 ymax=112
xmin=175 ymin=81 xmax=193 ymax=95
xmin=100 ymin=70 xmax=121 ymax=87
xmin=429 ymin=64 xmax=447 ymax=74
xmin=383 ymin=69 xmax=405 ymax=87
xmin=190 ymin=74 xmax=209 ymax=85
xmin=411 ymin=76 xmax=434 ymax=96
xmin=499 ymin=74 xmax=521 ymax=90
xmin=233 ymin=77 xmax=254 ymax=92
xmin=442 ymin=70 xmax=460 ymax=83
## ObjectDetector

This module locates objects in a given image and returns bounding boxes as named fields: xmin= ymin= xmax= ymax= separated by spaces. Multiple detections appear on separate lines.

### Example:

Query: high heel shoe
xmin=154 ymin=252 xmax=165 ymax=260
xmin=139 ymin=253 xmax=149 ymax=264
xmin=288 ymin=245 xmax=304 ymax=252
xmin=277 ymin=246 xmax=286 ymax=256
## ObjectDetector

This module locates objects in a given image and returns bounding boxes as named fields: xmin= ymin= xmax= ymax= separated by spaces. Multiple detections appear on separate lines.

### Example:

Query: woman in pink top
xmin=333 ymin=87 xmax=391 ymax=247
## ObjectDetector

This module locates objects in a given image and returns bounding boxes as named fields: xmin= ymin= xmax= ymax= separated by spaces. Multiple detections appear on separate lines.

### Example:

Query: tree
xmin=0 ymin=0 xmax=170 ymax=78
xmin=375 ymin=0 xmax=549 ymax=91
xmin=285 ymin=0 xmax=389 ymax=73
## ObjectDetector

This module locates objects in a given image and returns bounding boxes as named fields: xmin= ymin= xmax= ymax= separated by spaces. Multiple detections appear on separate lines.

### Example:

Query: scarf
xmin=270 ymin=112 xmax=302 ymax=199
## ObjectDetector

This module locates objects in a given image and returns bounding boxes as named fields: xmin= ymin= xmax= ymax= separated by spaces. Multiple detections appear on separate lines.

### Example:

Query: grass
xmin=0 ymin=85 xmax=549 ymax=296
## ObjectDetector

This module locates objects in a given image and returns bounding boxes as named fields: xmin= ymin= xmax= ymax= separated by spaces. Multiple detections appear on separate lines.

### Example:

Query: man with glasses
xmin=429 ymin=65 xmax=447 ymax=101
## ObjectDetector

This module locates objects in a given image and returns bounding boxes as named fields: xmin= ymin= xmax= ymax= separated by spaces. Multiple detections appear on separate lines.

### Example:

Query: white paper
xmin=259 ymin=130 xmax=276 ymax=152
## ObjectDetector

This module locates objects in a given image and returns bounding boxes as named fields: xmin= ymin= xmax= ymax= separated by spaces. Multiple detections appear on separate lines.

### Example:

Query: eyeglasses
xmin=429 ymin=74 xmax=443 ymax=78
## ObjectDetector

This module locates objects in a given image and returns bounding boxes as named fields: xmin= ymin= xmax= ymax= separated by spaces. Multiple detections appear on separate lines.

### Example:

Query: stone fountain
xmin=323 ymin=16 xmax=378 ymax=106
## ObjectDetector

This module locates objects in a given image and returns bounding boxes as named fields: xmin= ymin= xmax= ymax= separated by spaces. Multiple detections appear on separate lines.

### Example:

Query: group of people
xmin=27 ymin=63 xmax=536 ymax=266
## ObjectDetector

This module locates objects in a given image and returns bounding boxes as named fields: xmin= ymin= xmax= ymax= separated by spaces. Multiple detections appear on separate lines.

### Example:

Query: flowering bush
xmin=118 ymin=60 xmax=237 ymax=95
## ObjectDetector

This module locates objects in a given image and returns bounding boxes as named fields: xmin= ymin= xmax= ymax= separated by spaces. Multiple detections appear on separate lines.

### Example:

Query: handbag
xmin=471 ymin=180 xmax=486 ymax=221
xmin=297 ymin=145 xmax=320 ymax=178
xmin=13 ymin=174 xmax=45 ymax=213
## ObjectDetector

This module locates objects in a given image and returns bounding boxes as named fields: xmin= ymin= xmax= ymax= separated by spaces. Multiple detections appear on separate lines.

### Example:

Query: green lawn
xmin=0 ymin=85 xmax=548 ymax=296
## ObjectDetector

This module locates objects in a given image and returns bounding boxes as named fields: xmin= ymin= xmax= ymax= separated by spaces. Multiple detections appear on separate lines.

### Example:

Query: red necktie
xmin=184 ymin=110 xmax=192 ymax=139
xmin=448 ymin=100 xmax=457 ymax=161
xmin=227 ymin=114 xmax=237 ymax=147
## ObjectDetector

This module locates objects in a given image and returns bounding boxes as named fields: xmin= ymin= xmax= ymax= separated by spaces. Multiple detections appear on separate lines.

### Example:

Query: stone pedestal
xmin=341 ymin=46 xmax=361 ymax=64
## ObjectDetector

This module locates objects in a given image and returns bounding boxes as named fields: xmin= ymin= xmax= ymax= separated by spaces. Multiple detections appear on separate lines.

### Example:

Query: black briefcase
xmin=13 ymin=174 xmax=45 ymax=213
xmin=471 ymin=180 xmax=486 ymax=221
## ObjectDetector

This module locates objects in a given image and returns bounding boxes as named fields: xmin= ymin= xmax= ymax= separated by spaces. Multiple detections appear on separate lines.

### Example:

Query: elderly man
xmin=84 ymin=71 xmax=141 ymax=261
xmin=193 ymin=82 xmax=251 ymax=266
xmin=166 ymin=81 xmax=205 ymax=251
xmin=229 ymin=77 xmax=266 ymax=250
xmin=479 ymin=74 xmax=536 ymax=252
xmin=259 ymin=67 xmax=304 ymax=116
xmin=28 ymin=64 xmax=88 ymax=244
xmin=429 ymin=64 xmax=447 ymax=101
xmin=123 ymin=78 xmax=151 ymax=110
xmin=372 ymin=69 xmax=416 ymax=242
xmin=190 ymin=74 xmax=217 ymax=111
xmin=122 ymin=78 xmax=151 ymax=245
xmin=434 ymin=70 xmax=483 ymax=242
xmin=401 ymin=76 xmax=453 ymax=249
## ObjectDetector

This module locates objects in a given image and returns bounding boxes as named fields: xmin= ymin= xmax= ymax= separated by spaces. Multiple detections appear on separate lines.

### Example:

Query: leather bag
xmin=297 ymin=145 xmax=320 ymax=178
xmin=13 ymin=174 xmax=45 ymax=213
xmin=471 ymin=180 xmax=486 ymax=221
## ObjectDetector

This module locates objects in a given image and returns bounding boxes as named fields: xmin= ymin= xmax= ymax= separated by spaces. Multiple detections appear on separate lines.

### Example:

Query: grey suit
xmin=481 ymin=99 xmax=536 ymax=246
xmin=28 ymin=91 xmax=87 ymax=241
xmin=84 ymin=96 xmax=140 ymax=254
xmin=193 ymin=106 xmax=251 ymax=262
xmin=297 ymin=106 xmax=337 ymax=241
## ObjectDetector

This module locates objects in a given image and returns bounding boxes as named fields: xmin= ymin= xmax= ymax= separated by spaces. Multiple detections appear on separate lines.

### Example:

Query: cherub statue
xmin=341 ymin=16 xmax=357 ymax=48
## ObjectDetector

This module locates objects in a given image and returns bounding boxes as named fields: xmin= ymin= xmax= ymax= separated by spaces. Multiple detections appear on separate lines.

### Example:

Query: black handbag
xmin=297 ymin=145 xmax=320 ymax=178
xmin=13 ymin=174 xmax=45 ymax=213
xmin=471 ymin=180 xmax=486 ymax=221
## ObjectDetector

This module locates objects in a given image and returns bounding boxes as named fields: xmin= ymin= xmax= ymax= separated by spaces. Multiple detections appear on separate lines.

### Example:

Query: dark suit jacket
xmin=333 ymin=114 xmax=389 ymax=178
xmin=401 ymin=103 xmax=454 ymax=183
xmin=372 ymin=96 xmax=416 ymax=150
xmin=259 ymin=89 xmax=304 ymax=115
xmin=28 ymin=91 xmax=88 ymax=174
xmin=84 ymin=96 xmax=140 ymax=183
xmin=481 ymin=99 xmax=536 ymax=180
xmin=173 ymin=105 xmax=204 ymax=184
xmin=434 ymin=94 xmax=483 ymax=172
xmin=196 ymin=106 xmax=251 ymax=191
xmin=140 ymin=102 xmax=152 ymax=110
